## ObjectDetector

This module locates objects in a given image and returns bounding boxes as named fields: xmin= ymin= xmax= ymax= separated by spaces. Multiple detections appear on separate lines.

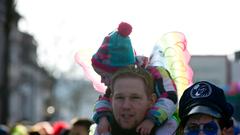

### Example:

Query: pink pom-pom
xmin=117 ymin=22 xmax=132 ymax=37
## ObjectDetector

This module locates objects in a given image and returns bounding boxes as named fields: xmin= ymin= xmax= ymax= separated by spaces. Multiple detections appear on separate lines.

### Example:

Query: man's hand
xmin=136 ymin=119 xmax=154 ymax=135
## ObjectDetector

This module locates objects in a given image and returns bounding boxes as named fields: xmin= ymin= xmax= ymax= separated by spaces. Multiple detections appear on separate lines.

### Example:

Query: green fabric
xmin=108 ymin=32 xmax=135 ymax=67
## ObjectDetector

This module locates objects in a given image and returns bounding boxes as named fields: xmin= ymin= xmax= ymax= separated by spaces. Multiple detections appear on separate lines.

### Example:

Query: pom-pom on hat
xmin=91 ymin=22 xmax=136 ymax=73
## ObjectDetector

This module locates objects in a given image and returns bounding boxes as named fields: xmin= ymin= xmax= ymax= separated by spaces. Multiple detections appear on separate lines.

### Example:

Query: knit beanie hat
xmin=91 ymin=22 xmax=136 ymax=73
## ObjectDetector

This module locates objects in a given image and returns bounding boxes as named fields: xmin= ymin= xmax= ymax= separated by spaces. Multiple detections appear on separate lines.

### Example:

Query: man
xmin=90 ymin=65 xmax=179 ymax=135
xmin=109 ymin=65 xmax=157 ymax=134
xmin=177 ymin=81 xmax=234 ymax=135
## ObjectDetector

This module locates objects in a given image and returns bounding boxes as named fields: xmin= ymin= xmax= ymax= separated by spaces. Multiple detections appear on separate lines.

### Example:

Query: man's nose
xmin=122 ymin=99 xmax=131 ymax=109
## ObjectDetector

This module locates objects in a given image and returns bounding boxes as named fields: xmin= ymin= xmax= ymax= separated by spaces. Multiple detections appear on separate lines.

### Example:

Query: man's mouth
xmin=121 ymin=114 xmax=134 ymax=119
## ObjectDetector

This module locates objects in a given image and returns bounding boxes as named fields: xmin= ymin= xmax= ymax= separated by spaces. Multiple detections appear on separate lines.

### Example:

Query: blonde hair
xmin=110 ymin=65 xmax=154 ymax=95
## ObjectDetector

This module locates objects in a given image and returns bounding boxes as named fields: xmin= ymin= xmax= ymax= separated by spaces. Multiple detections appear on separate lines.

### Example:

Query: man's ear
xmin=149 ymin=93 xmax=157 ymax=106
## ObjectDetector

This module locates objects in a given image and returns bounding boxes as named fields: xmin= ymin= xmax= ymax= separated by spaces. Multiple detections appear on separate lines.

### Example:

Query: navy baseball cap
xmin=179 ymin=81 xmax=233 ymax=120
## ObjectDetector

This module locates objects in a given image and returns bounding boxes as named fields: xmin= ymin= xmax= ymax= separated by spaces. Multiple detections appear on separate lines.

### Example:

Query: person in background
xmin=30 ymin=121 xmax=54 ymax=135
xmin=233 ymin=117 xmax=240 ymax=135
xmin=10 ymin=124 xmax=29 ymax=135
xmin=0 ymin=124 xmax=9 ymax=135
xmin=177 ymin=81 xmax=234 ymax=135
xmin=52 ymin=121 xmax=69 ymax=135
xmin=69 ymin=118 xmax=93 ymax=135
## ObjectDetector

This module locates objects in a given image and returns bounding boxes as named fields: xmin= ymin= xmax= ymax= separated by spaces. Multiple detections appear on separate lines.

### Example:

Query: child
xmin=177 ymin=81 xmax=234 ymax=135
xmin=91 ymin=22 xmax=178 ymax=135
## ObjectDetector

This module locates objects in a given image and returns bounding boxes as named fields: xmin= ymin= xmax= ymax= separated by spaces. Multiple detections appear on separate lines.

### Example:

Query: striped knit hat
xmin=91 ymin=22 xmax=136 ymax=73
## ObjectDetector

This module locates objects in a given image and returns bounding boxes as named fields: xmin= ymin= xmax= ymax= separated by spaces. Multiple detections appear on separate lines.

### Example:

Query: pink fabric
xmin=75 ymin=52 xmax=106 ymax=93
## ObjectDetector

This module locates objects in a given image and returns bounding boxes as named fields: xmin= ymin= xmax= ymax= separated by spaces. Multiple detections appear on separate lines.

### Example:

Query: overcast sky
xmin=16 ymin=0 xmax=240 ymax=75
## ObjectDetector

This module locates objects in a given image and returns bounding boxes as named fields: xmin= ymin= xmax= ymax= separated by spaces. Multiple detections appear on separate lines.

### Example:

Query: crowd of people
xmin=86 ymin=22 xmax=240 ymax=135
xmin=0 ymin=118 xmax=93 ymax=135
xmin=1 ymin=22 xmax=240 ymax=135
xmin=1 ymin=79 xmax=239 ymax=135
xmin=89 ymin=66 xmax=240 ymax=135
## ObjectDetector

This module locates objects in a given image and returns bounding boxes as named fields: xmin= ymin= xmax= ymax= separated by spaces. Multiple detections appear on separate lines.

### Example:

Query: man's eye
xmin=115 ymin=96 xmax=124 ymax=99
xmin=204 ymin=125 xmax=215 ymax=131
xmin=204 ymin=123 xmax=218 ymax=132
xmin=202 ymin=121 xmax=219 ymax=133
xmin=131 ymin=96 xmax=141 ymax=99
xmin=187 ymin=125 xmax=199 ymax=131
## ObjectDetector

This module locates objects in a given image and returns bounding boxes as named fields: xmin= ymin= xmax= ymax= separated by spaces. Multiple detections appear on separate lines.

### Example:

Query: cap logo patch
xmin=190 ymin=82 xmax=212 ymax=98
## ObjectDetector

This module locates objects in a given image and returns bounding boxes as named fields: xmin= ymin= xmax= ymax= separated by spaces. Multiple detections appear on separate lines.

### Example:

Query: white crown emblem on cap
xmin=190 ymin=82 xmax=212 ymax=98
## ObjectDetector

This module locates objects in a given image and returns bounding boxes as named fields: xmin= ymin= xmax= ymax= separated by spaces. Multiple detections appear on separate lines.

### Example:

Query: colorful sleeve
xmin=92 ymin=89 xmax=113 ymax=124
xmin=89 ymin=124 xmax=98 ymax=135
xmin=147 ymin=66 xmax=178 ymax=126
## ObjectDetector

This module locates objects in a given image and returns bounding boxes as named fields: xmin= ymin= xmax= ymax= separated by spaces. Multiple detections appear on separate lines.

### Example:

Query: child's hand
xmin=136 ymin=119 xmax=154 ymax=135
xmin=97 ymin=117 xmax=111 ymax=134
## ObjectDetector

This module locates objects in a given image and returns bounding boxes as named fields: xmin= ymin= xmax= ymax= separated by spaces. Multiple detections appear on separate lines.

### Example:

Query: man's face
xmin=111 ymin=76 xmax=154 ymax=129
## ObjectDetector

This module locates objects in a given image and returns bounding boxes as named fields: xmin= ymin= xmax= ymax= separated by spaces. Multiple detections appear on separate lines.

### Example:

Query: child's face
xmin=184 ymin=114 xmax=221 ymax=135
xmin=94 ymin=67 xmax=112 ymax=86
